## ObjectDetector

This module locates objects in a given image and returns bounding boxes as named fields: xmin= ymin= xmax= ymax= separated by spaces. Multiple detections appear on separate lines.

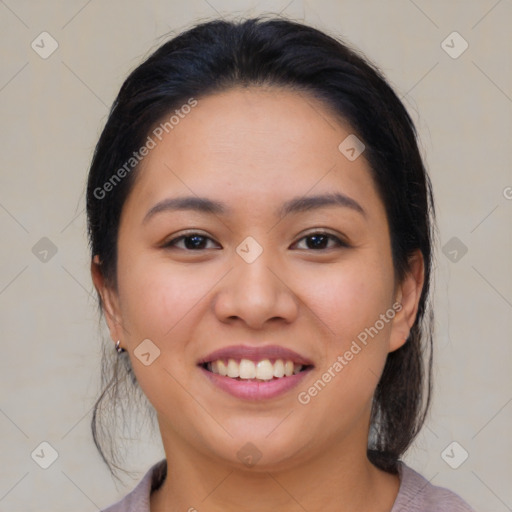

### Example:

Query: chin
xmin=205 ymin=433 xmax=311 ymax=473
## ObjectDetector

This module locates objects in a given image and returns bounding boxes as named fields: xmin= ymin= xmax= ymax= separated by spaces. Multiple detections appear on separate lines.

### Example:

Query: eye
xmin=161 ymin=230 xmax=349 ymax=252
xmin=162 ymin=232 xmax=220 ymax=251
xmin=292 ymin=231 xmax=348 ymax=250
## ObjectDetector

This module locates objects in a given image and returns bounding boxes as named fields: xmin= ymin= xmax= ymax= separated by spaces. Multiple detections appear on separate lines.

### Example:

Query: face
xmin=94 ymin=86 xmax=423 ymax=471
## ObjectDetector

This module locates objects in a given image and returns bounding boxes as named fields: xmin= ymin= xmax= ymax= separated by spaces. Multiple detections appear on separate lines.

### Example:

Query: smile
xmin=202 ymin=358 xmax=311 ymax=381
xmin=197 ymin=344 xmax=314 ymax=400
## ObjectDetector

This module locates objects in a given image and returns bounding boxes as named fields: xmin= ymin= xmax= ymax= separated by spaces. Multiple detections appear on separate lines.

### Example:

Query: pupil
xmin=308 ymin=234 xmax=328 ymax=249
xmin=185 ymin=235 xmax=206 ymax=250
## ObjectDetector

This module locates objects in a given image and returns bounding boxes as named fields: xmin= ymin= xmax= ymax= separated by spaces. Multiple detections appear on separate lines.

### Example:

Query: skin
xmin=92 ymin=86 xmax=424 ymax=512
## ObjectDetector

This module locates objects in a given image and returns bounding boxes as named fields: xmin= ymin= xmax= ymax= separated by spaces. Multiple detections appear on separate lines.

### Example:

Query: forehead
xmin=124 ymin=86 xmax=381 ymax=219
xmin=162 ymin=86 xmax=349 ymax=163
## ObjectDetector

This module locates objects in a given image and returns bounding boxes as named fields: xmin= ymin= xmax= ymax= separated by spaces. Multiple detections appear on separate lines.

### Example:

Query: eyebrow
xmin=142 ymin=192 xmax=366 ymax=224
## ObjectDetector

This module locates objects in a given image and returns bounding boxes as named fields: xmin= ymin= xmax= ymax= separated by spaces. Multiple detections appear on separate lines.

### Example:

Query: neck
xmin=150 ymin=430 xmax=400 ymax=512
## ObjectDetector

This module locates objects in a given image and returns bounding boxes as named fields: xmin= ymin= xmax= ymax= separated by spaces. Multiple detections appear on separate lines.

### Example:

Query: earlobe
xmin=90 ymin=255 xmax=123 ymax=342
xmin=389 ymin=250 xmax=425 ymax=352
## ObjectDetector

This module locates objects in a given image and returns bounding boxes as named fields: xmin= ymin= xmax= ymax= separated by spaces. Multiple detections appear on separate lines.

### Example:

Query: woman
xmin=87 ymin=16 xmax=476 ymax=511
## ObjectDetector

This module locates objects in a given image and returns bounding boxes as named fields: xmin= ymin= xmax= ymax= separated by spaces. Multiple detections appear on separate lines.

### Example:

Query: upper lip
xmin=197 ymin=345 xmax=314 ymax=366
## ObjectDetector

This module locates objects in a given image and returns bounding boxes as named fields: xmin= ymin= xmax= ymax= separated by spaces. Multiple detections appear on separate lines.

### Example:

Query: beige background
xmin=1 ymin=0 xmax=511 ymax=511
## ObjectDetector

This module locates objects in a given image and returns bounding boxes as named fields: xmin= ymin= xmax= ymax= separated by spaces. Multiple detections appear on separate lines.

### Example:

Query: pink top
xmin=101 ymin=458 xmax=476 ymax=511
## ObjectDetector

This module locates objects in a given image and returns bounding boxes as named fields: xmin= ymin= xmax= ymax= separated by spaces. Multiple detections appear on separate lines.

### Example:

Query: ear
xmin=91 ymin=255 xmax=124 ymax=344
xmin=389 ymin=249 xmax=425 ymax=353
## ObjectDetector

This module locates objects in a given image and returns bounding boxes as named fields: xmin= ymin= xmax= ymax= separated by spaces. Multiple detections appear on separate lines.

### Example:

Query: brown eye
xmin=293 ymin=232 xmax=348 ymax=250
xmin=162 ymin=233 xmax=220 ymax=251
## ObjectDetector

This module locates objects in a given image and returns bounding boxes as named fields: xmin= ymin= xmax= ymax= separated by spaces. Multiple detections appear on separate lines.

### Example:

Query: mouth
xmin=197 ymin=345 xmax=315 ymax=383
xmin=199 ymin=358 xmax=314 ymax=382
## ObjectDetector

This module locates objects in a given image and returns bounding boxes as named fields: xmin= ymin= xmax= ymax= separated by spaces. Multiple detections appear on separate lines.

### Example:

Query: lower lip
xmin=199 ymin=366 xmax=313 ymax=401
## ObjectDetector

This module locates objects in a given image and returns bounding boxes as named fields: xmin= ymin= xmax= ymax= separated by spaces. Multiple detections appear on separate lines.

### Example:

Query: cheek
xmin=310 ymin=259 xmax=394 ymax=342
xmin=117 ymin=254 xmax=213 ymax=340
xmin=301 ymin=259 xmax=395 ymax=407
xmin=115 ymin=258 xmax=210 ymax=412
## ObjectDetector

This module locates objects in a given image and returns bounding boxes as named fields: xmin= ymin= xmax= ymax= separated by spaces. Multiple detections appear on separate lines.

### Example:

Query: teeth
xmin=240 ymin=359 xmax=256 ymax=379
xmin=217 ymin=360 xmax=228 ymax=376
xmin=207 ymin=358 xmax=304 ymax=380
xmin=227 ymin=358 xmax=239 ymax=378
xmin=273 ymin=359 xmax=285 ymax=378
xmin=256 ymin=359 xmax=273 ymax=380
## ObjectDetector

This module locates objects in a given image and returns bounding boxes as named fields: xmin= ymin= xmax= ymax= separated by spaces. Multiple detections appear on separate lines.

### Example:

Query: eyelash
xmin=161 ymin=230 xmax=349 ymax=251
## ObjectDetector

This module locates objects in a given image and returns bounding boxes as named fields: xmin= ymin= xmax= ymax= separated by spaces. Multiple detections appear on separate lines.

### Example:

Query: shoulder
xmin=391 ymin=461 xmax=476 ymax=512
xmin=101 ymin=459 xmax=167 ymax=512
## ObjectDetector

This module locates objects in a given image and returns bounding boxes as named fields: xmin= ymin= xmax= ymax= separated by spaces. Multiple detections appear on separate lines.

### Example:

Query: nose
xmin=212 ymin=248 xmax=299 ymax=329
